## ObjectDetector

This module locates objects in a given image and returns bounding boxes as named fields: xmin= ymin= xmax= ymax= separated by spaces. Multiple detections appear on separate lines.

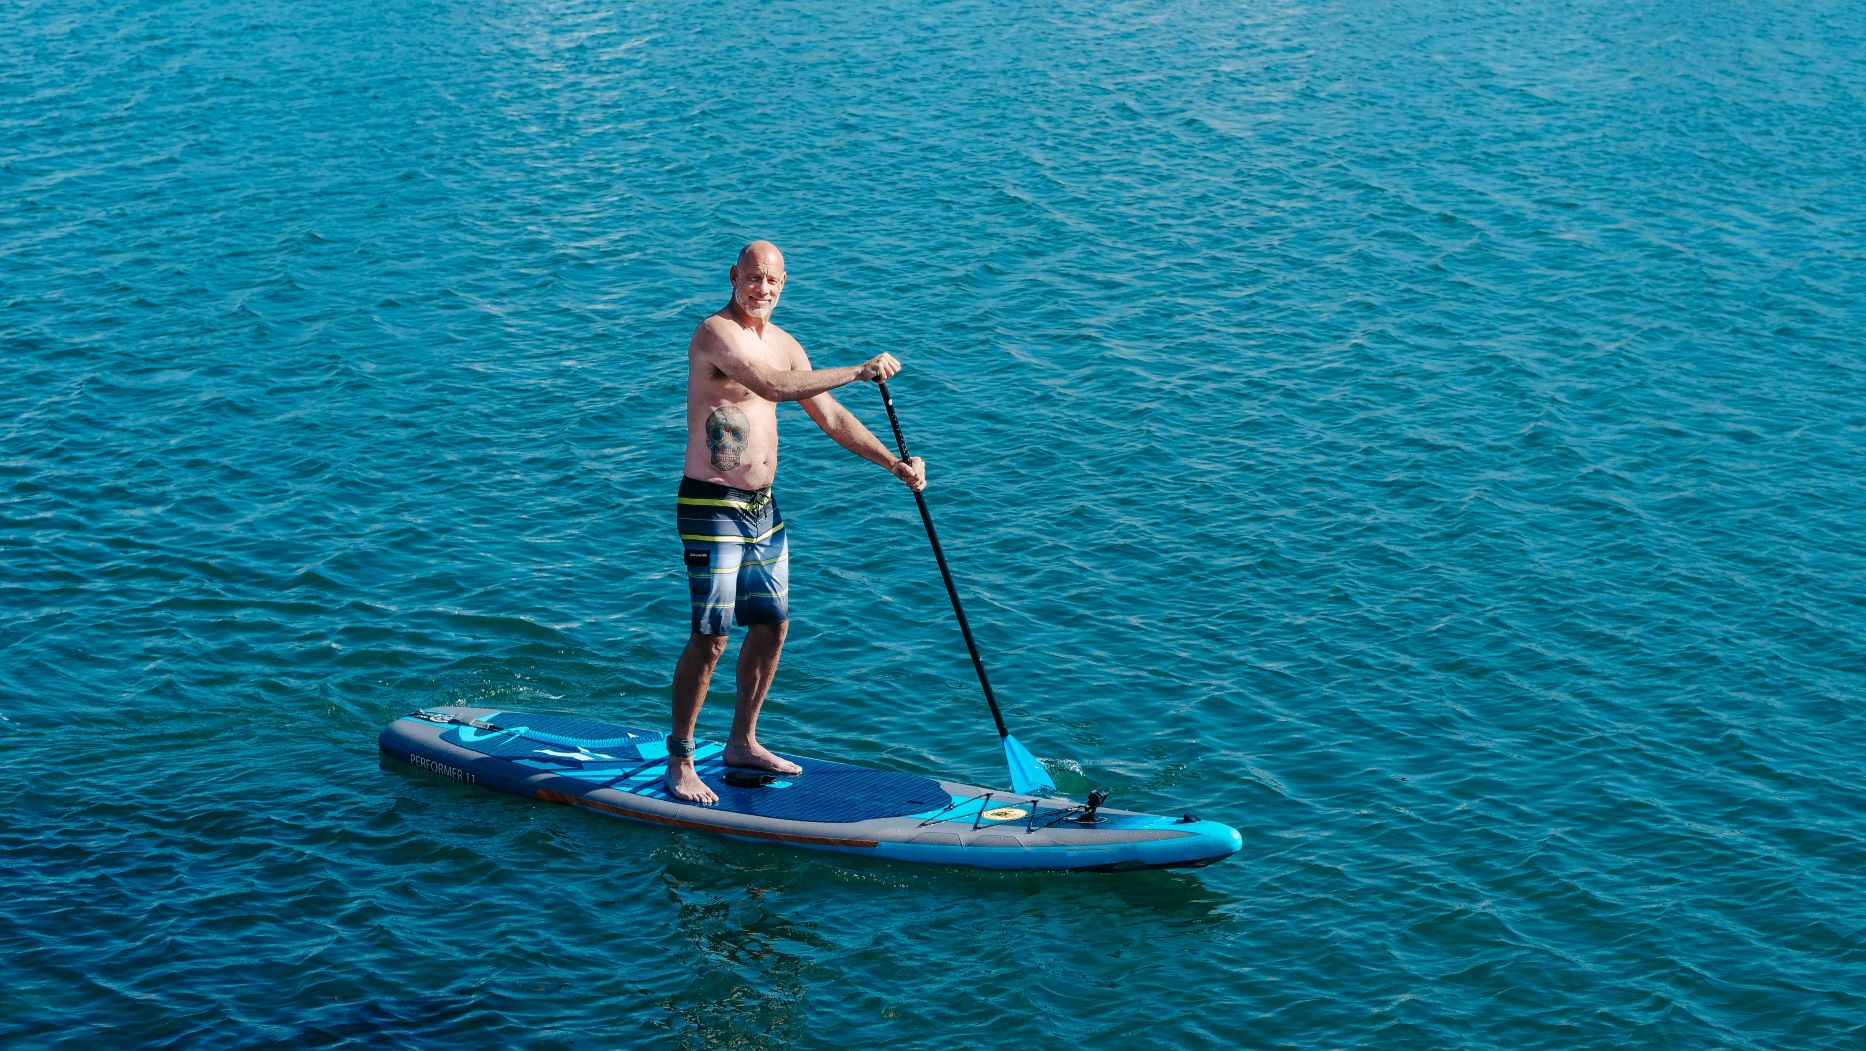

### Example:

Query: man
xmin=669 ymin=241 xmax=926 ymax=804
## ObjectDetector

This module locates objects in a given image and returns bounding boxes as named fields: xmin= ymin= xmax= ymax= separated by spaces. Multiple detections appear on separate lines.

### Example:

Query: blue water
xmin=5 ymin=0 xmax=1864 ymax=1046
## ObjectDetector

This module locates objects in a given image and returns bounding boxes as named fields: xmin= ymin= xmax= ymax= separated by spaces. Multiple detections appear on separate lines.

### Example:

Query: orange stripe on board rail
xmin=534 ymin=788 xmax=879 ymax=849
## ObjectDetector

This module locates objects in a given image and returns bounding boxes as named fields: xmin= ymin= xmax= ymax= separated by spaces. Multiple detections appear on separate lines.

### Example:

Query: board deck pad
xmin=445 ymin=712 xmax=951 ymax=823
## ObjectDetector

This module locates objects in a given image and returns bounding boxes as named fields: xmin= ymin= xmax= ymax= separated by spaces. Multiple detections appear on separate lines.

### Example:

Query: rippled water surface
xmin=5 ymin=0 xmax=1865 ymax=1047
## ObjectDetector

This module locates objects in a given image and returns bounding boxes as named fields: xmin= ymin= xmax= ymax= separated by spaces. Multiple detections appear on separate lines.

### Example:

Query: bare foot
xmin=664 ymin=761 xmax=717 ymax=804
xmin=722 ymin=742 xmax=803 ymax=776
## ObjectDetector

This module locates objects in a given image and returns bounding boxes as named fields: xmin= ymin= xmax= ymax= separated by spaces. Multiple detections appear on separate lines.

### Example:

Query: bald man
xmin=668 ymin=241 xmax=926 ymax=804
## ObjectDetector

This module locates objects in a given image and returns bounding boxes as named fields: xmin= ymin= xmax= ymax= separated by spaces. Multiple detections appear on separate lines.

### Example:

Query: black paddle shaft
xmin=876 ymin=381 xmax=1011 ymax=740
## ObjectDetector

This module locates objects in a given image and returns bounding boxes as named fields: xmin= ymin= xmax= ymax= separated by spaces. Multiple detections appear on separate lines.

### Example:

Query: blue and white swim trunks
xmin=677 ymin=476 xmax=790 ymax=635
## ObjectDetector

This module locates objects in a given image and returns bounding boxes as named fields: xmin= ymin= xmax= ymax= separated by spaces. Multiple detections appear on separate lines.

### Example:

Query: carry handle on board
xmin=877 ymin=380 xmax=1056 ymax=797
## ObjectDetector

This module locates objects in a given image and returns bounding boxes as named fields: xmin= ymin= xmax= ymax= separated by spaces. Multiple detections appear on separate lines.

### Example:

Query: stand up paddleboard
xmin=380 ymin=706 xmax=1242 ymax=872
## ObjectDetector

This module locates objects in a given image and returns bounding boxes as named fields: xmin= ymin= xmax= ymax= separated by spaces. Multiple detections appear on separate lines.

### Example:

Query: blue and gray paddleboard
xmin=380 ymin=707 xmax=1242 ymax=872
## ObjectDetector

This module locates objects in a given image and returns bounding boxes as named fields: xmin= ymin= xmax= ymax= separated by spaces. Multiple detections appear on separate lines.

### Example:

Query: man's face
xmin=731 ymin=253 xmax=785 ymax=321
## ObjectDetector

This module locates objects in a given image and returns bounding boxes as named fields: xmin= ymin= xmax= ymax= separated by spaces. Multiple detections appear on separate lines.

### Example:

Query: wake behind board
xmin=379 ymin=707 xmax=1242 ymax=872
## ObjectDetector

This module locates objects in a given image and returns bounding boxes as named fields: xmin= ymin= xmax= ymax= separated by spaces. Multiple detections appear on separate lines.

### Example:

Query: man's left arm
xmin=800 ymin=391 xmax=927 ymax=492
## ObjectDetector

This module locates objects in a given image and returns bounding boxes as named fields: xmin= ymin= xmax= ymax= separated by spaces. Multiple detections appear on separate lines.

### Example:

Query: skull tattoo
xmin=706 ymin=404 xmax=749 ymax=471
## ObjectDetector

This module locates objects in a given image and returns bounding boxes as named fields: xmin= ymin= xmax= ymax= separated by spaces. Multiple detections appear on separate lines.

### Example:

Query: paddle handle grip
xmin=877 ymin=381 xmax=1011 ymax=740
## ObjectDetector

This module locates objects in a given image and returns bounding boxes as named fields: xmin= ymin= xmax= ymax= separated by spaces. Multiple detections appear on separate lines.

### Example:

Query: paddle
xmin=876 ymin=380 xmax=1056 ymax=797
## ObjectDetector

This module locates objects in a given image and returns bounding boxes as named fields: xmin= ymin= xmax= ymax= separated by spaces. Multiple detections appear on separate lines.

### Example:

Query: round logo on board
xmin=981 ymin=807 xmax=1029 ymax=822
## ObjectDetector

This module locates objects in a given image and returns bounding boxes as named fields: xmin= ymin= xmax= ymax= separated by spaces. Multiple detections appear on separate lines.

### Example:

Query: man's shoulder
xmin=691 ymin=312 xmax=737 ymax=355
xmin=694 ymin=309 xmax=732 ymax=338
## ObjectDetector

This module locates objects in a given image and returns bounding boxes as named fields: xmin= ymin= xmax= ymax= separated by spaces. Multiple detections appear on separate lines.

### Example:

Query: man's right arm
xmin=697 ymin=323 xmax=898 ymax=404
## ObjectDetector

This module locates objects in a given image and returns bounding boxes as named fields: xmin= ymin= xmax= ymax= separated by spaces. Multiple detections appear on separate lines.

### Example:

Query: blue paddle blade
xmin=1003 ymin=734 xmax=1055 ymax=796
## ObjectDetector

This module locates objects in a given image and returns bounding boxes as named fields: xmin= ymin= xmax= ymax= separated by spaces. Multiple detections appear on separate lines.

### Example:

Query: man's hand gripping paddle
xmin=877 ymin=381 xmax=1056 ymax=797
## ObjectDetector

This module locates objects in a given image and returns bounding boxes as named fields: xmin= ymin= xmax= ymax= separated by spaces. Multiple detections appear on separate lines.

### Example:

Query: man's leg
xmin=723 ymin=621 xmax=803 ymax=775
xmin=667 ymin=631 xmax=728 ymax=803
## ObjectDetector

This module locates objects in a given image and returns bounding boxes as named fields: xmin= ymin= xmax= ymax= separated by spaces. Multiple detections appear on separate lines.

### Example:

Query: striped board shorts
xmin=676 ymin=476 xmax=790 ymax=635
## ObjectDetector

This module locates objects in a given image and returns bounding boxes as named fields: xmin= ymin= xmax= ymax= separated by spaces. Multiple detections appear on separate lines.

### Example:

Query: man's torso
xmin=683 ymin=312 xmax=800 ymax=490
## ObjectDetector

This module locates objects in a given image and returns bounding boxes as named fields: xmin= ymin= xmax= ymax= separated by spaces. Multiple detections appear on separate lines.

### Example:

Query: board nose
xmin=1184 ymin=819 xmax=1244 ymax=861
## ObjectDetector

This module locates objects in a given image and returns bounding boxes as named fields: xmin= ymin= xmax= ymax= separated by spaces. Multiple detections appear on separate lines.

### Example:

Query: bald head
xmin=736 ymin=241 xmax=784 ymax=272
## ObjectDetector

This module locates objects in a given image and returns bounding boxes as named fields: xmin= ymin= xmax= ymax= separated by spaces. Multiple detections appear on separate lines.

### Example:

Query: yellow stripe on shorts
xmin=679 ymin=521 xmax=786 ymax=545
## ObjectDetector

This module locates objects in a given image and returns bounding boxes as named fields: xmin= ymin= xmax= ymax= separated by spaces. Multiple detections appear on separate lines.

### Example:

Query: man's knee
xmin=745 ymin=620 xmax=788 ymax=645
xmin=687 ymin=632 xmax=730 ymax=664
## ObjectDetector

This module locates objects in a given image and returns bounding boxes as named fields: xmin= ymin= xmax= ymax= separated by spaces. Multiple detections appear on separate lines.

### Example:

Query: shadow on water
xmin=652 ymin=875 xmax=823 ymax=1050
xmin=644 ymin=839 xmax=1247 ymax=1048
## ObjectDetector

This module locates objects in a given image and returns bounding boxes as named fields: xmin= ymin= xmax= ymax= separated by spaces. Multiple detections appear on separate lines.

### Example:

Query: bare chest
xmin=693 ymin=328 xmax=789 ymax=400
